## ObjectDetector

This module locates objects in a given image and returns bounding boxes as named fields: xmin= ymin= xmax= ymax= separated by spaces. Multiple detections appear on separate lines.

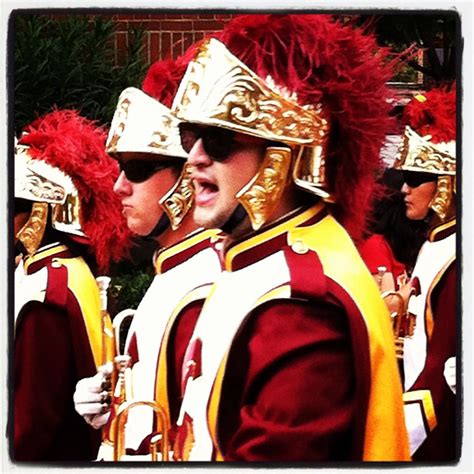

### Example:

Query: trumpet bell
xmin=114 ymin=400 xmax=170 ymax=461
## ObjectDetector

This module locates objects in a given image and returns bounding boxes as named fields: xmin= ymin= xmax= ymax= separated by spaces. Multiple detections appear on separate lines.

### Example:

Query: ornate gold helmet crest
xmin=15 ymin=138 xmax=84 ymax=254
xmin=394 ymin=125 xmax=456 ymax=176
xmin=172 ymin=38 xmax=331 ymax=230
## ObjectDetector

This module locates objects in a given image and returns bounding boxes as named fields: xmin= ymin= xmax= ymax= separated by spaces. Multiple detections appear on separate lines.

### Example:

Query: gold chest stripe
xmin=428 ymin=218 xmax=456 ymax=242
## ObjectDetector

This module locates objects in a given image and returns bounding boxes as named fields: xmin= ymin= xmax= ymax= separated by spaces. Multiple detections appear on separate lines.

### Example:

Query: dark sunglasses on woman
xmin=403 ymin=170 xmax=439 ymax=188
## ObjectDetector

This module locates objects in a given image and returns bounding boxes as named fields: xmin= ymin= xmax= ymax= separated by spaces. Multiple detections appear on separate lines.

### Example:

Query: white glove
xmin=74 ymin=362 xmax=113 ymax=429
xmin=443 ymin=357 xmax=456 ymax=394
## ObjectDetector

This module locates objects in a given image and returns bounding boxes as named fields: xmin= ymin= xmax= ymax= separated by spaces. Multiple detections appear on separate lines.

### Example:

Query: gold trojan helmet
xmin=15 ymin=137 xmax=84 ymax=255
xmin=15 ymin=110 xmax=131 ymax=271
xmin=394 ymin=89 xmax=456 ymax=223
xmin=172 ymin=38 xmax=330 ymax=231
xmin=106 ymin=87 xmax=193 ymax=231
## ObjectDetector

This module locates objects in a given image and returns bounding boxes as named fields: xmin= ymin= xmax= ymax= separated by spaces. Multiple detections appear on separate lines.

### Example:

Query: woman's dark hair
xmin=367 ymin=169 xmax=428 ymax=269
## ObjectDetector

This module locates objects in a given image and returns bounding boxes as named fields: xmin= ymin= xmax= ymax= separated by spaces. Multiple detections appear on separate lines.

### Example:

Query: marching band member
xmin=14 ymin=110 xmax=129 ymax=461
xmin=165 ymin=14 xmax=410 ymax=461
xmin=395 ymin=86 xmax=457 ymax=461
xmin=73 ymin=57 xmax=221 ymax=460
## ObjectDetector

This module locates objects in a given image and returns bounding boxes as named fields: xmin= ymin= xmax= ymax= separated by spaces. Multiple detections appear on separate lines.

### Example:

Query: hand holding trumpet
xmin=74 ymin=362 xmax=113 ymax=430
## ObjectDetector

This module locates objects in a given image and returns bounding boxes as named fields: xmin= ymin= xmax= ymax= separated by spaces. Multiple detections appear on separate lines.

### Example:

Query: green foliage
xmin=358 ymin=13 xmax=457 ymax=86
xmin=109 ymin=268 xmax=154 ymax=315
xmin=386 ymin=41 xmax=421 ymax=85
xmin=14 ymin=14 xmax=148 ymax=132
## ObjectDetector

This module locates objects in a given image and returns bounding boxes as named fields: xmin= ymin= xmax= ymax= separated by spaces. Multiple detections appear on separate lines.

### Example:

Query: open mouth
xmin=194 ymin=178 xmax=219 ymax=206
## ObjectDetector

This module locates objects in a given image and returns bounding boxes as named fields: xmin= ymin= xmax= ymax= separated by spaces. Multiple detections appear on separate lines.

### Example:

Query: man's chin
xmin=193 ymin=207 xmax=227 ymax=230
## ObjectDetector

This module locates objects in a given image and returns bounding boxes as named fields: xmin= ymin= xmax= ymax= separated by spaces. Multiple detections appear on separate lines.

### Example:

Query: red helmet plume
xmin=142 ymin=38 xmax=213 ymax=106
xmin=20 ymin=109 xmax=131 ymax=272
xmin=219 ymin=14 xmax=396 ymax=240
xmin=403 ymin=86 xmax=456 ymax=144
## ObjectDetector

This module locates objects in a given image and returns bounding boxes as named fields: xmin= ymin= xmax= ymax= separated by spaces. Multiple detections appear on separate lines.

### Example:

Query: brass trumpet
xmin=380 ymin=292 xmax=416 ymax=361
xmin=96 ymin=277 xmax=171 ymax=461
xmin=96 ymin=277 xmax=135 ymax=458
xmin=96 ymin=276 xmax=114 ymax=367
xmin=380 ymin=290 xmax=406 ymax=360
xmin=375 ymin=268 xmax=416 ymax=360
xmin=114 ymin=400 xmax=170 ymax=461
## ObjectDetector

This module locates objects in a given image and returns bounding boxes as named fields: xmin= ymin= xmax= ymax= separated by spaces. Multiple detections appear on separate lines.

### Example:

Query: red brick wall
xmin=111 ymin=13 xmax=235 ymax=65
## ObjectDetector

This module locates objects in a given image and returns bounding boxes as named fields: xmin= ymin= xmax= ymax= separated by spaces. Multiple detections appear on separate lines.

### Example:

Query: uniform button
xmin=291 ymin=240 xmax=308 ymax=254
xmin=51 ymin=258 xmax=62 ymax=268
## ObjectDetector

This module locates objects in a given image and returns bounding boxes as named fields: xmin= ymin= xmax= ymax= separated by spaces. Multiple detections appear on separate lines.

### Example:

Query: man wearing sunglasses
xmin=394 ymin=88 xmax=457 ymax=461
xmin=164 ymin=15 xmax=410 ymax=462
xmin=73 ymin=59 xmax=221 ymax=461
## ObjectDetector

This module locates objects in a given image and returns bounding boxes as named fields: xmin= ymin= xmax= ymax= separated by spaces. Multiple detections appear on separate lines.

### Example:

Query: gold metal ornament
xmin=430 ymin=175 xmax=456 ymax=223
xmin=16 ymin=202 xmax=49 ymax=255
xmin=15 ymin=145 xmax=68 ymax=204
xmin=293 ymin=146 xmax=334 ymax=202
xmin=148 ymin=115 xmax=180 ymax=152
xmin=159 ymin=164 xmax=194 ymax=230
xmin=114 ymin=400 xmax=170 ymax=461
xmin=51 ymin=192 xmax=83 ymax=236
xmin=394 ymin=126 xmax=456 ymax=175
xmin=236 ymin=147 xmax=292 ymax=231
xmin=172 ymin=38 xmax=329 ymax=148
xmin=106 ymin=97 xmax=131 ymax=154
xmin=381 ymin=290 xmax=416 ymax=361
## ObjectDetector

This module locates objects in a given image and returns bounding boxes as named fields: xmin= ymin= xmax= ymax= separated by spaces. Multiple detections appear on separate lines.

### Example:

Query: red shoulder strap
xmin=283 ymin=246 xmax=327 ymax=300
xmin=44 ymin=261 xmax=69 ymax=309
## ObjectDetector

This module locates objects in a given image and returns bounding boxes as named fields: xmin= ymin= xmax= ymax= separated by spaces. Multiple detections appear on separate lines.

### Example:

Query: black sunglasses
xmin=402 ymin=170 xmax=438 ymax=188
xmin=118 ymin=159 xmax=180 ymax=183
xmin=179 ymin=123 xmax=237 ymax=162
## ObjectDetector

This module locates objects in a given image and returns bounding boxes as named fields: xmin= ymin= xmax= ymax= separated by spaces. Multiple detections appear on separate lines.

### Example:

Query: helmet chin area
xmin=144 ymin=212 xmax=171 ymax=241
xmin=220 ymin=204 xmax=249 ymax=236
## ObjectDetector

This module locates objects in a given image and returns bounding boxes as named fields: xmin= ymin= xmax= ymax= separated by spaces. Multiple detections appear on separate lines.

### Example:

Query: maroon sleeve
xmin=410 ymin=263 xmax=457 ymax=460
xmin=219 ymin=299 xmax=356 ymax=461
xmin=14 ymin=302 xmax=74 ymax=461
